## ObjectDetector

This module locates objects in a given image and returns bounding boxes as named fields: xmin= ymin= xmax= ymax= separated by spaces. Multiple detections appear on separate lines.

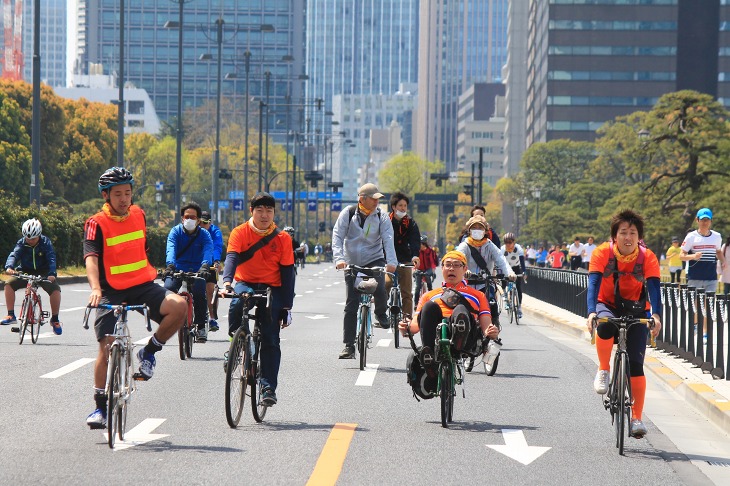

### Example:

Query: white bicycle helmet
xmin=22 ymin=218 xmax=42 ymax=238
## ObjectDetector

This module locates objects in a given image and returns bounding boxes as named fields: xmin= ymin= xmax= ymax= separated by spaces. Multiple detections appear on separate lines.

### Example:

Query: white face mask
xmin=470 ymin=229 xmax=485 ymax=240
xmin=395 ymin=210 xmax=407 ymax=219
xmin=183 ymin=219 xmax=197 ymax=231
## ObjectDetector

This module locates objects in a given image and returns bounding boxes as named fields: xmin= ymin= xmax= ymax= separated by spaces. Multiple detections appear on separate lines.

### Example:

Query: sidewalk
xmin=521 ymin=294 xmax=730 ymax=436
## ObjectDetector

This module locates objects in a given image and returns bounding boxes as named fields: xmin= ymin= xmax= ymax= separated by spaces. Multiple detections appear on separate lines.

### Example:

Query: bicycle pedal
xmin=41 ymin=311 xmax=50 ymax=319
xmin=132 ymin=373 xmax=150 ymax=381
xmin=10 ymin=327 xmax=19 ymax=333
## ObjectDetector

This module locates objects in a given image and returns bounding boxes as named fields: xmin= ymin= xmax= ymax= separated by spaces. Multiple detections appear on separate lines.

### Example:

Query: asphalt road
xmin=0 ymin=265 xmax=727 ymax=485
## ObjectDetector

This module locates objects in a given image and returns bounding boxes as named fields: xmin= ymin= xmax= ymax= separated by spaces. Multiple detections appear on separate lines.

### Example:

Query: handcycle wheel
xmin=225 ymin=327 xmax=249 ymax=428
xmin=484 ymin=353 xmax=500 ymax=376
xmin=30 ymin=297 xmax=42 ymax=343
xmin=18 ymin=297 xmax=32 ymax=345
xmin=512 ymin=290 xmax=520 ymax=326
xmin=440 ymin=361 xmax=454 ymax=428
xmin=251 ymin=338 xmax=267 ymax=423
xmin=616 ymin=353 xmax=629 ymax=455
xmin=107 ymin=345 xmax=122 ymax=448
xmin=358 ymin=306 xmax=368 ymax=371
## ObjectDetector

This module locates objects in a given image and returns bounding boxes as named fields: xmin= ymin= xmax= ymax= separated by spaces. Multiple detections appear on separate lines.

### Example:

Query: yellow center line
xmin=306 ymin=423 xmax=357 ymax=486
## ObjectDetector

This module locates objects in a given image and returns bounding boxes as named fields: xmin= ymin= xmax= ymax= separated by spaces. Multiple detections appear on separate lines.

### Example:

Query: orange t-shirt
xmin=226 ymin=224 xmax=294 ymax=286
xmin=414 ymin=281 xmax=490 ymax=320
xmin=549 ymin=250 xmax=564 ymax=268
xmin=589 ymin=242 xmax=660 ymax=310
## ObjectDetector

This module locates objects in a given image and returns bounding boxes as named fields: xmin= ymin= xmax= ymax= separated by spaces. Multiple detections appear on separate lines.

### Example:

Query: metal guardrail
xmin=525 ymin=267 xmax=730 ymax=381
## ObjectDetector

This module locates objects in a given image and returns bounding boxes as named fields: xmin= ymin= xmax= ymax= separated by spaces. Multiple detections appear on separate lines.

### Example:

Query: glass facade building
xmin=526 ymin=0 xmax=729 ymax=145
xmin=414 ymin=0 xmax=508 ymax=171
xmin=22 ymin=0 xmax=67 ymax=87
xmin=76 ymin=0 xmax=306 ymax=125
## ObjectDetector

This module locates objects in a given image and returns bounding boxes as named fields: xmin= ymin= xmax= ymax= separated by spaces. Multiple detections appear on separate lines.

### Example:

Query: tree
xmin=0 ymin=91 xmax=31 ymax=202
xmin=379 ymin=152 xmax=444 ymax=196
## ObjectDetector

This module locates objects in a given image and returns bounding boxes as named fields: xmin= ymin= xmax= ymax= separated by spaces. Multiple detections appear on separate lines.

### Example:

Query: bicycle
xmin=161 ymin=270 xmax=207 ymax=360
xmin=405 ymin=318 xmax=466 ymax=428
xmin=344 ymin=265 xmax=384 ymax=371
xmin=464 ymin=271 xmax=504 ymax=376
xmin=387 ymin=263 xmax=414 ymax=349
xmin=503 ymin=274 xmax=523 ymax=325
xmin=591 ymin=315 xmax=655 ymax=455
xmin=12 ymin=272 xmax=50 ymax=345
xmin=217 ymin=285 xmax=271 ymax=428
xmin=413 ymin=269 xmax=431 ymax=304
xmin=83 ymin=303 xmax=151 ymax=449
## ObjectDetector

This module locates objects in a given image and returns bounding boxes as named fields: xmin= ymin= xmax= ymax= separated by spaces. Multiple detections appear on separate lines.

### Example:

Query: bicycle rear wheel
xmin=440 ymin=361 xmax=454 ymax=428
xmin=118 ymin=346 xmax=131 ymax=441
xmin=616 ymin=353 xmax=628 ymax=455
xmin=30 ymin=297 xmax=42 ymax=343
xmin=251 ymin=337 xmax=267 ymax=422
xmin=178 ymin=294 xmax=193 ymax=360
xmin=358 ymin=306 xmax=368 ymax=371
xmin=512 ymin=290 xmax=520 ymax=326
xmin=225 ymin=327 xmax=249 ymax=428
xmin=18 ymin=297 xmax=32 ymax=345
xmin=107 ymin=346 xmax=122 ymax=448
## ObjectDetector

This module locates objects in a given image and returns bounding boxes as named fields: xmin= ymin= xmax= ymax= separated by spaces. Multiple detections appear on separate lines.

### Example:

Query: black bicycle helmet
xmin=98 ymin=166 xmax=135 ymax=193
xmin=283 ymin=226 xmax=295 ymax=237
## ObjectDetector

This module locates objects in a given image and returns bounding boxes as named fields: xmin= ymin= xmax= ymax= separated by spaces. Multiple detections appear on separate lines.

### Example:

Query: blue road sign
xmin=272 ymin=191 xmax=341 ymax=200
xmin=229 ymin=190 xmax=245 ymax=199
xmin=155 ymin=181 xmax=164 ymax=191
xmin=231 ymin=199 xmax=246 ymax=211
xmin=210 ymin=200 xmax=230 ymax=209
xmin=331 ymin=201 xmax=342 ymax=211
xmin=280 ymin=200 xmax=292 ymax=211
xmin=307 ymin=200 xmax=317 ymax=211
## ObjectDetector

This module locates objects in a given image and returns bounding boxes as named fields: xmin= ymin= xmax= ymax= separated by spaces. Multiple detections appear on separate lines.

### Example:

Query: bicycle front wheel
xmin=512 ymin=290 xmax=520 ymax=326
xmin=118 ymin=347 xmax=131 ymax=441
xmin=358 ymin=306 xmax=368 ymax=371
xmin=107 ymin=346 xmax=122 ymax=448
xmin=225 ymin=327 xmax=249 ymax=428
xmin=390 ymin=304 xmax=401 ymax=349
xmin=440 ymin=361 xmax=454 ymax=428
xmin=18 ymin=296 xmax=32 ymax=345
xmin=251 ymin=338 xmax=267 ymax=423
xmin=178 ymin=294 xmax=193 ymax=360
xmin=616 ymin=353 xmax=629 ymax=455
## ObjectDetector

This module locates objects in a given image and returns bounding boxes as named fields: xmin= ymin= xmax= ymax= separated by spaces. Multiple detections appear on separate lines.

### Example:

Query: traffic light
xmin=318 ymin=221 xmax=326 ymax=232
xmin=218 ymin=169 xmax=233 ymax=180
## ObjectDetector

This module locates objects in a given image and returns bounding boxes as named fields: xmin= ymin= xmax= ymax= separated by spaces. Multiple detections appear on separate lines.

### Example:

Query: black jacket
xmin=390 ymin=213 xmax=421 ymax=264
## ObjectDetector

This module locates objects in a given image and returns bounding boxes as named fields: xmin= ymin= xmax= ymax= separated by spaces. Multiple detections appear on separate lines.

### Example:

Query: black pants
xmin=570 ymin=256 xmax=582 ymax=271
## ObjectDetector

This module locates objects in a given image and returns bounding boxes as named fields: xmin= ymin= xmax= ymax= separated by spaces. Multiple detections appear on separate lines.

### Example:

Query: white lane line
xmin=106 ymin=418 xmax=169 ymax=451
xmin=316 ymin=287 xmax=322 ymax=290
xmin=134 ymin=336 xmax=152 ymax=345
xmin=305 ymin=315 xmax=328 ymax=320
xmin=355 ymin=364 xmax=379 ymax=387
xmin=336 ymin=302 xmax=345 ymax=306
xmin=41 ymin=358 xmax=95 ymax=379
xmin=376 ymin=339 xmax=391 ymax=347
xmin=60 ymin=306 xmax=87 ymax=313
xmin=305 ymin=290 xmax=314 ymax=294
xmin=325 ymin=284 xmax=332 ymax=288
xmin=70 ymin=289 xmax=90 ymax=292
xmin=37 ymin=332 xmax=57 ymax=339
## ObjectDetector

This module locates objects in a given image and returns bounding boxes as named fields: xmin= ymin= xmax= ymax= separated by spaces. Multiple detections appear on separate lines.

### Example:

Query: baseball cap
xmin=358 ymin=183 xmax=384 ymax=199
xmin=671 ymin=236 xmax=678 ymax=243
xmin=200 ymin=211 xmax=212 ymax=223
xmin=696 ymin=208 xmax=712 ymax=220
xmin=465 ymin=215 xmax=487 ymax=229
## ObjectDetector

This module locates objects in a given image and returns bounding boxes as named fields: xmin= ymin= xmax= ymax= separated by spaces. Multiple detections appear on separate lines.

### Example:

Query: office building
xmin=75 ymin=1 xmax=306 ymax=125
xmin=525 ymin=0 xmax=728 ymax=146
xmin=20 ymin=0 xmax=66 ymax=87
xmin=503 ymin=0 xmax=528 ymax=176
xmin=414 ymin=0 xmax=508 ymax=171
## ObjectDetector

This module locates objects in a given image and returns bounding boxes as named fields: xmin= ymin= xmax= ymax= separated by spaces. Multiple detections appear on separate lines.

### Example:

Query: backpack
xmin=603 ymin=241 xmax=648 ymax=317
xmin=406 ymin=349 xmax=437 ymax=401
xmin=347 ymin=205 xmax=381 ymax=231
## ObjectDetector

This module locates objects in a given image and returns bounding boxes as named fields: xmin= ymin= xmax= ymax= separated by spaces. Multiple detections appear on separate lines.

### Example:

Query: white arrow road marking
xmin=355 ymin=364 xmax=379 ymax=387
xmin=305 ymin=290 xmax=314 ymax=294
xmin=486 ymin=429 xmax=551 ymax=465
xmin=336 ymin=302 xmax=346 ymax=306
xmin=376 ymin=339 xmax=391 ymax=347
xmin=60 ymin=306 xmax=88 ymax=312
xmin=37 ymin=331 xmax=57 ymax=340
xmin=41 ymin=358 xmax=95 ymax=379
xmin=105 ymin=418 xmax=169 ymax=451
xmin=305 ymin=315 xmax=329 ymax=320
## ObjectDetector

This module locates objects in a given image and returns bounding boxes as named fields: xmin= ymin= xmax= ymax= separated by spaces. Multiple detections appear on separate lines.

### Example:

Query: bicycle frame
xmin=16 ymin=274 xmax=48 ymax=344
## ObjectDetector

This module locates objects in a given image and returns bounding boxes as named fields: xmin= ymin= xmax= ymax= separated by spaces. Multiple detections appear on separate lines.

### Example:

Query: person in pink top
xmin=548 ymin=246 xmax=565 ymax=269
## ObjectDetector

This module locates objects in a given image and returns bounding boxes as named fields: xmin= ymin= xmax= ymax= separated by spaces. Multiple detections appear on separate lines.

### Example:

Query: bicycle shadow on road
xmin=120 ymin=440 xmax=244 ymax=453
xmin=430 ymin=421 xmax=541 ymax=433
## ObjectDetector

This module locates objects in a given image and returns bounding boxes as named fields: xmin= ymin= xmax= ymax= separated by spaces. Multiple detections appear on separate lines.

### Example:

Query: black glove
xmin=163 ymin=264 xmax=175 ymax=280
xmin=279 ymin=309 xmax=292 ymax=328
xmin=198 ymin=263 xmax=210 ymax=280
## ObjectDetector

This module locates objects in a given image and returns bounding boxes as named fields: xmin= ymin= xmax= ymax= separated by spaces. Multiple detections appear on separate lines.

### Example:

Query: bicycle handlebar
xmin=11 ymin=272 xmax=51 ymax=284
xmin=212 ymin=284 xmax=269 ymax=306
xmin=83 ymin=304 xmax=152 ymax=332
xmin=158 ymin=270 xmax=207 ymax=281
xmin=342 ymin=265 xmax=386 ymax=276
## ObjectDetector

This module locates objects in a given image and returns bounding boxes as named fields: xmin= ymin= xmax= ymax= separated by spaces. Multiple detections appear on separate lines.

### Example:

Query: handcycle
xmin=591 ymin=315 xmax=655 ymax=455
xmin=160 ymin=270 xmax=208 ymax=360
xmin=216 ymin=285 xmax=271 ymax=428
xmin=387 ymin=263 xmax=414 ymax=349
xmin=12 ymin=272 xmax=50 ymax=345
xmin=343 ymin=265 xmax=385 ymax=370
xmin=404 ymin=317 xmax=467 ymax=428
xmin=503 ymin=274 xmax=523 ymax=325
xmin=413 ymin=269 xmax=432 ymax=304
xmin=83 ymin=303 xmax=152 ymax=449
xmin=463 ymin=270 xmax=504 ymax=376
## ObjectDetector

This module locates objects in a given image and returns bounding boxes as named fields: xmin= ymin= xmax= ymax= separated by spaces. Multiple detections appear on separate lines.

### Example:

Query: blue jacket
xmin=166 ymin=225 xmax=214 ymax=272
xmin=204 ymin=223 xmax=224 ymax=262
xmin=4 ymin=235 xmax=58 ymax=277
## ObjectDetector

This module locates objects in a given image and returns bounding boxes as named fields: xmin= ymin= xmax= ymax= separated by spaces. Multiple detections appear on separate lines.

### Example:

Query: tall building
xmin=524 ymin=0 xmax=727 ymax=146
xmin=305 ymin=0 xmax=419 ymax=122
xmin=75 ymin=1 xmax=306 ymax=125
xmin=21 ymin=0 xmax=67 ymax=87
xmin=414 ymin=0 xmax=509 ymax=171
xmin=503 ymin=0 xmax=528 ymax=177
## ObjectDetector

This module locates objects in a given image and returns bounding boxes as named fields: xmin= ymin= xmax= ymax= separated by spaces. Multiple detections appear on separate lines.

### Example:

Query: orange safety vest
xmin=93 ymin=205 xmax=157 ymax=290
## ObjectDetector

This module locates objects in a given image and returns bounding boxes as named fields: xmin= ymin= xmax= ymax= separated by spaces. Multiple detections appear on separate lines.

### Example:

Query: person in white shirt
xmin=568 ymin=237 xmax=585 ymax=271
xmin=526 ymin=245 xmax=537 ymax=266
xmin=582 ymin=236 xmax=596 ymax=270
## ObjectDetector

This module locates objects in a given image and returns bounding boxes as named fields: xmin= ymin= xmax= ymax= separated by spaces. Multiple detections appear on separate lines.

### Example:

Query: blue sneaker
xmin=209 ymin=320 xmax=219 ymax=332
xmin=1 ymin=315 xmax=16 ymax=325
xmin=136 ymin=348 xmax=156 ymax=380
xmin=51 ymin=321 xmax=63 ymax=335
xmin=86 ymin=408 xmax=107 ymax=429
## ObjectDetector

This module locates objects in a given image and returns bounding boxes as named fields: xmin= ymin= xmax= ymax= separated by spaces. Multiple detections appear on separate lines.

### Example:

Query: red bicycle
xmin=14 ymin=272 xmax=49 ymax=345
xmin=160 ymin=270 xmax=207 ymax=360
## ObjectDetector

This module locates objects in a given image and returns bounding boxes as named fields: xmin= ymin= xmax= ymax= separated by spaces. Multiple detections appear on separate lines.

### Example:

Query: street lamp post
xmin=29 ymin=0 xmax=40 ymax=206
xmin=117 ymin=0 xmax=125 ymax=168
